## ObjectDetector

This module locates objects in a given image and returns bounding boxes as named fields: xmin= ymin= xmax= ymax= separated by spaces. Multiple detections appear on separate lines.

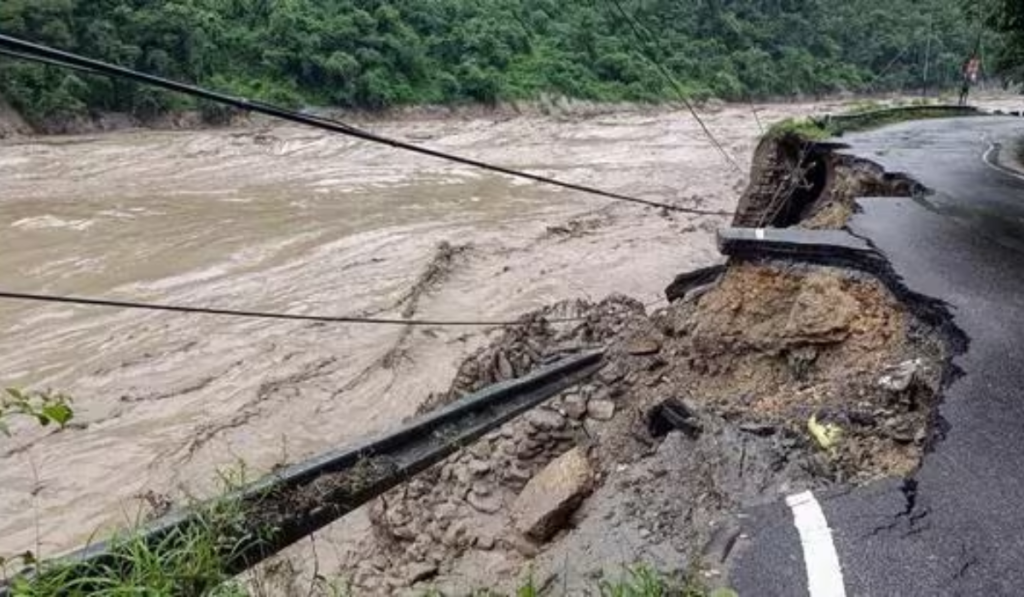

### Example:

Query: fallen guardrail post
xmin=0 ymin=350 xmax=604 ymax=595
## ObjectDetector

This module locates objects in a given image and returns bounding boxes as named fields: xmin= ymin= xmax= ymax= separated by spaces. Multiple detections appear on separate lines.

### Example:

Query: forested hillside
xmin=986 ymin=0 xmax=1024 ymax=81
xmin=0 ymin=0 xmax=998 ymax=126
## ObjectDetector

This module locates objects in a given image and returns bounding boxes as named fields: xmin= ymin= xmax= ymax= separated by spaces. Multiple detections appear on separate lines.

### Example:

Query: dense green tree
xmin=0 ymin=0 xmax=999 ymax=127
xmin=979 ymin=0 xmax=1024 ymax=81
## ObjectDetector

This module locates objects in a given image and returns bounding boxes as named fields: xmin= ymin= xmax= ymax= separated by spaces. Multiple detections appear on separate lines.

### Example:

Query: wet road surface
xmin=733 ymin=115 xmax=1024 ymax=596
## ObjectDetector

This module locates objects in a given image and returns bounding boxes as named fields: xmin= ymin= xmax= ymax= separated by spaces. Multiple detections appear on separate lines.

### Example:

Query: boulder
xmin=467 ymin=491 xmax=502 ymax=514
xmin=878 ymin=359 xmax=924 ymax=393
xmin=405 ymin=563 xmax=438 ymax=584
xmin=512 ymin=447 xmax=595 ymax=541
xmin=562 ymin=393 xmax=588 ymax=420
xmin=525 ymin=408 xmax=567 ymax=431
xmin=587 ymin=399 xmax=616 ymax=421
xmin=626 ymin=336 xmax=662 ymax=356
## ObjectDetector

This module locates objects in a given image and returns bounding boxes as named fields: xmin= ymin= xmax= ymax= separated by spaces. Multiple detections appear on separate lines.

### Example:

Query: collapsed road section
xmin=5 ymin=117 xmax=982 ymax=596
xmin=730 ymin=115 xmax=1024 ymax=596
xmin=296 ymin=129 xmax=969 ymax=595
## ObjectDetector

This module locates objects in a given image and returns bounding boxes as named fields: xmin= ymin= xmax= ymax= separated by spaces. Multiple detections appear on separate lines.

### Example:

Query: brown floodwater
xmin=1 ymin=99 xmax=881 ymax=557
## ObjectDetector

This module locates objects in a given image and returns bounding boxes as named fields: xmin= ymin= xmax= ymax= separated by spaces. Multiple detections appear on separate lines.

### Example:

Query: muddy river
xmin=0 ymin=98 xmax=939 ymax=558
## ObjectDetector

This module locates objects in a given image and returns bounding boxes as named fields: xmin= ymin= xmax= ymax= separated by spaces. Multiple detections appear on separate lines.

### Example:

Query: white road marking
xmin=755 ymin=228 xmax=766 ymax=240
xmin=982 ymin=141 xmax=1024 ymax=184
xmin=786 ymin=491 xmax=848 ymax=597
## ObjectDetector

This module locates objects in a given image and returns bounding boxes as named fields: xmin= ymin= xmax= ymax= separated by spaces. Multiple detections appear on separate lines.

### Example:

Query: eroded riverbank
xmin=0 ymin=97 xmax=1000 ymax=563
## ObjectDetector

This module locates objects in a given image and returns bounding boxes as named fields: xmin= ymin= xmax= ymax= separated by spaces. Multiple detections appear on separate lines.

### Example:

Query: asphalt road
xmin=729 ymin=115 xmax=1024 ymax=596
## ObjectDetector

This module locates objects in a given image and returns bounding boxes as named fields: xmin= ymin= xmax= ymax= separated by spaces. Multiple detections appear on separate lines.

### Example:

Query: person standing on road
xmin=959 ymin=54 xmax=981 ymax=106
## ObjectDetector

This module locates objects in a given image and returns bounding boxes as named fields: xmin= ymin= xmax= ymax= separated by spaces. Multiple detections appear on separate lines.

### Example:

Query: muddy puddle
xmin=0 ymin=97 xmax=959 ymax=561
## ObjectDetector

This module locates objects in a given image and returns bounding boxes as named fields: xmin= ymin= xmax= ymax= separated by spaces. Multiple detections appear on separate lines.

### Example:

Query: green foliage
xmin=769 ymin=118 xmax=833 ymax=141
xmin=598 ymin=565 xmax=708 ymax=597
xmin=0 ymin=0 xmax=997 ymax=126
xmin=980 ymin=0 xmax=1024 ymax=81
xmin=5 ymin=482 xmax=261 ymax=596
xmin=0 ymin=388 xmax=74 ymax=436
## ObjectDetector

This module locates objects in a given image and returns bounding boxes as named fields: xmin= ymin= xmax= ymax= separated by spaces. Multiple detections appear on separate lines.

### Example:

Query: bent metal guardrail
xmin=0 ymin=350 xmax=604 ymax=595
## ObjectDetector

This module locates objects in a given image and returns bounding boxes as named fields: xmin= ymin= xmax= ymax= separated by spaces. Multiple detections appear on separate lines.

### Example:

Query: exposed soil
xmin=3 ymin=98 xmax=989 ymax=593
xmin=801 ymin=157 xmax=924 ymax=229
xmin=233 ymin=124 xmax=971 ymax=596
xmin=733 ymin=133 xmax=925 ymax=231
xmin=247 ymin=255 xmax=949 ymax=595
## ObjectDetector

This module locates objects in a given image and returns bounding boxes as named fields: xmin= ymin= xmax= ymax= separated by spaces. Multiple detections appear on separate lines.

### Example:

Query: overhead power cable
xmin=0 ymin=290 xmax=594 ymax=327
xmin=600 ymin=0 xmax=743 ymax=172
xmin=0 ymin=35 xmax=733 ymax=217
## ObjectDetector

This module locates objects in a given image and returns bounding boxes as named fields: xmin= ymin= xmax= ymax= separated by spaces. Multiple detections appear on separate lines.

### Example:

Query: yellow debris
xmin=808 ymin=414 xmax=843 ymax=451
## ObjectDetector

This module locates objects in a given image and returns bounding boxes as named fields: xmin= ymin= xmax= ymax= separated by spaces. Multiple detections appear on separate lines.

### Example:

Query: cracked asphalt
xmin=729 ymin=115 xmax=1024 ymax=596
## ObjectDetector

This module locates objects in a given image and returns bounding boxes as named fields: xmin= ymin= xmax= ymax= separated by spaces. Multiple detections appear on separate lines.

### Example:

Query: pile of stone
xmin=347 ymin=383 xmax=619 ymax=592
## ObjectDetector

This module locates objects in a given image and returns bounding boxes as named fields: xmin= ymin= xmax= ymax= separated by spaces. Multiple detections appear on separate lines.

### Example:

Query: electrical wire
xmin=599 ymin=0 xmax=743 ymax=172
xmin=0 ymin=35 xmax=733 ymax=217
xmin=0 ymin=290 xmax=603 ymax=327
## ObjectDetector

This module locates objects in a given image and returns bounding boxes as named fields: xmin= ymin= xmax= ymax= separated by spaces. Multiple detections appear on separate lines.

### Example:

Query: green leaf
xmin=42 ymin=403 xmax=74 ymax=428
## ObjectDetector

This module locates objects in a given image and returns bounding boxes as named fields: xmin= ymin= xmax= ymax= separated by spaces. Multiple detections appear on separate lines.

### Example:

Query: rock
xmin=587 ymin=399 xmax=616 ymax=421
xmin=471 ymin=481 xmax=493 ymax=497
xmin=468 ymin=459 xmax=492 ymax=476
xmin=879 ymin=359 xmax=924 ymax=393
xmin=551 ymin=428 xmax=575 ymax=442
xmin=443 ymin=521 xmax=468 ymax=548
xmin=474 ymin=533 xmax=496 ymax=551
xmin=499 ymin=440 xmax=517 ymax=456
xmin=516 ymin=439 xmax=542 ymax=459
xmin=503 ymin=464 xmax=532 ymax=485
xmin=467 ymin=491 xmax=502 ymax=514
xmin=386 ymin=507 xmax=412 ymax=529
xmin=563 ymin=393 xmax=588 ymax=420
xmin=405 ymin=563 xmax=438 ymax=584
xmin=509 ymin=535 xmax=540 ymax=558
xmin=647 ymin=398 xmax=701 ymax=438
xmin=512 ymin=447 xmax=595 ymax=541
xmin=526 ymin=408 xmax=567 ymax=431
xmin=454 ymin=465 xmax=474 ymax=485
xmin=391 ymin=524 xmax=417 ymax=541
xmin=497 ymin=352 xmax=515 ymax=380
xmin=627 ymin=337 xmax=662 ymax=356
xmin=407 ymin=480 xmax=430 ymax=499
xmin=598 ymin=363 xmax=626 ymax=384
xmin=426 ymin=521 xmax=445 ymax=541
xmin=434 ymin=502 xmax=458 ymax=521
xmin=469 ymin=441 xmax=494 ymax=459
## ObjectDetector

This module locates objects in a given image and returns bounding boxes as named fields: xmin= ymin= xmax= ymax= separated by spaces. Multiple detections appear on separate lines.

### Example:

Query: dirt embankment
xmin=245 ymin=135 xmax=962 ymax=596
